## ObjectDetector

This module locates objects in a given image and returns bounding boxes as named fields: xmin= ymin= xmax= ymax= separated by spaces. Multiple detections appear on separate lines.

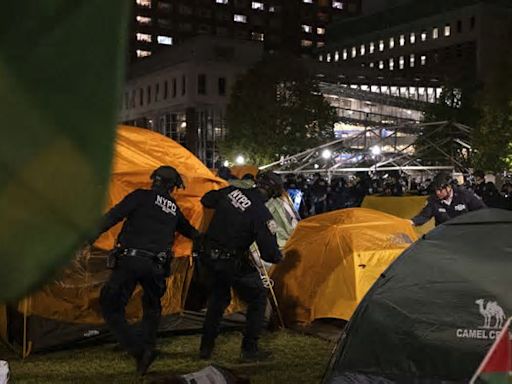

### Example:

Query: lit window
xmin=358 ymin=44 xmax=364 ymax=55
xmin=326 ymin=53 xmax=331 ymax=62
xmin=379 ymin=60 xmax=384 ymax=69
xmin=317 ymin=41 xmax=325 ymax=47
xmin=410 ymin=32 xmax=416 ymax=44
xmin=269 ymin=6 xmax=276 ymax=12
xmin=136 ymin=50 xmax=151 ymax=57
xmin=444 ymin=24 xmax=451 ymax=36
xmin=234 ymin=14 xmax=247 ymax=23
xmin=351 ymin=46 xmax=356 ymax=58
xmin=389 ymin=37 xmax=395 ymax=49
xmin=302 ymin=24 xmax=313 ymax=33
xmin=389 ymin=58 xmax=394 ymax=70
xmin=252 ymin=1 xmax=264 ymax=10
xmin=157 ymin=35 xmax=173 ymax=45
xmin=303 ymin=0 xmax=313 ymax=3
xmin=136 ymin=16 xmax=151 ymax=25
xmin=399 ymin=34 xmax=405 ymax=46
xmin=334 ymin=51 xmax=339 ymax=61
xmin=421 ymin=30 xmax=427 ymax=41
xmin=369 ymin=42 xmax=375 ymax=53
xmin=136 ymin=33 xmax=152 ymax=42
xmin=379 ymin=40 xmax=384 ymax=51
xmin=432 ymin=27 xmax=439 ymax=39
xmin=216 ymin=0 xmax=228 ymax=3
xmin=301 ymin=39 xmax=313 ymax=47
xmin=342 ymin=49 xmax=347 ymax=60
xmin=136 ymin=0 xmax=151 ymax=7
xmin=410 ymin=54 xmax=415 ymax=67
xmin=251 ymin=32 xmax=264 ymax=41
xmin=318 ymin=54 xmax=323 ymax=61
xmin=369 ymin=62 xmax=375 ymax=68
xmin=421 ymin=55 xmax=427 ymax=65
xmin=332 ymin=1 xmax=343 ymax=9
xmin=317 ymin=27 xmax=325 ymax=35
xmin=399 ymin=56 xmax=405 ymax=69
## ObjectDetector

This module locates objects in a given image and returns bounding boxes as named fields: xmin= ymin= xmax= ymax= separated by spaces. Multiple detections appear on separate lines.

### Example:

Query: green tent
xmin=323 ymin=209 xmax=512 ymax=383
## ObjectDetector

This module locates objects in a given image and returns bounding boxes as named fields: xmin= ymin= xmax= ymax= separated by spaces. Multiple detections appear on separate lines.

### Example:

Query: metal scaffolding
xmin=259 ymin=121 xmax=472 ymax=178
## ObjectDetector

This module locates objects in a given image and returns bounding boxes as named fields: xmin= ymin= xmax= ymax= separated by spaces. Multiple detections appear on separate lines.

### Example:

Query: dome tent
xmin=271 ymin=208 xmax=417 ymax=324
xmin=323 ymin=209 xmax=512 ymax=384
xmin=0 ymin=126 xmax=227 ymax=356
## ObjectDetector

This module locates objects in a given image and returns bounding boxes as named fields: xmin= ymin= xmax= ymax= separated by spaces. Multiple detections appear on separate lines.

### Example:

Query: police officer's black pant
xmin=100 ymin=255 xmax=166 ymax=359
xmin=202 ymin=261 xmax=267 ymax=351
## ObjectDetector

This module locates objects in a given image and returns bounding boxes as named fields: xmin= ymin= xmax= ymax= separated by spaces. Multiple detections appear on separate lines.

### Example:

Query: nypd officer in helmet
xmin=92 ymin=165 xmax=199 ymax=376
xmin=411 ymin=171 xmax=486 ymax=227
xmin=198 ymin=171 xmax=283 ymax=361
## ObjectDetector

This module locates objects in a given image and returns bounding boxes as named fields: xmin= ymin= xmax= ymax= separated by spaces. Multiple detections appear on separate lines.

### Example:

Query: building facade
xmin=318 ymin=0 xmax=512 ymax=89
xmin=306 ymin=0 xmax=512 ymax=135
xmin=129 ymin=0 xmax=361 ymax=62
xmin=119 ymin=36 xmax=263 ymax=166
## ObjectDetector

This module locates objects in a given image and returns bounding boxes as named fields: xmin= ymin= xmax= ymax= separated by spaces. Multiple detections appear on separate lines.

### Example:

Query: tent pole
xmin=249 ymin=244 xmax=285 ymax=329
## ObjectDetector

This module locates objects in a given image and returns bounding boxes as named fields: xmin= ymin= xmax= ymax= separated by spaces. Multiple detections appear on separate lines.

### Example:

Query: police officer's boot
xmin=199 ymin=338 xmax=215 ymax=360
xmin=136 ymin=348 xmax=157 ymax=376
xmin=240 ymin=340 xmax=272 ymax=362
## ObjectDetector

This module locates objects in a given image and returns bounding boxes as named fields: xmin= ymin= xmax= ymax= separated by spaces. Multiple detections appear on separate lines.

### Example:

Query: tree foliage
xmin=222 ymin=53 xmax=336 ymax=165
xmin=472 ymin=45 xmax=512 ymax=172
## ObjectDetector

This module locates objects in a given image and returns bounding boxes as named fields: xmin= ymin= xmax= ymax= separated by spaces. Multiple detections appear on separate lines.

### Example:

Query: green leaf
xmin=0 ymin=1 xmax=129 ymax=301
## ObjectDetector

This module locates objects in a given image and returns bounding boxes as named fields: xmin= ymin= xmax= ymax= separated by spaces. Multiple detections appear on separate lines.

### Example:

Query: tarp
xmin=0 ymin=1 xmax=130 ymax=302
xmin=362 ymin=195 xmax=434 ymax=235
xmin=272 ymin=208 xmax=417 ymax=324
xmin=1 ymin=126 xmax=227 ymax=356
xmin=323 ymin=209 xmax=512 ymax=384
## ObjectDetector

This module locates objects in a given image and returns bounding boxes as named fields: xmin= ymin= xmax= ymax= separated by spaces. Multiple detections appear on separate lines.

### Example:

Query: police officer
xmin=411 ymin=172 xmax=486 ymax=227
xmin=93 ymin=165 xmax=199 ymax=376
xmin=198 ymin=171 xmax=283 ymax=361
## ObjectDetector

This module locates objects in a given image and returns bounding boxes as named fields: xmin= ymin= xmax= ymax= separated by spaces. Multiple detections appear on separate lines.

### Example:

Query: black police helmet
xmin=432 ymin=172 xmax=453 ymax=190
xmin=150 ymin=165 xmax=184 ymax=190
xmin=256 ymin=171 xmax=283 ymax=199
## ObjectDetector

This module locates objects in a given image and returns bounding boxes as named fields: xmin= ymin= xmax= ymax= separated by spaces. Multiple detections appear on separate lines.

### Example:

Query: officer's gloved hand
xmin=192 ymin=232 xmax=206 ymax=258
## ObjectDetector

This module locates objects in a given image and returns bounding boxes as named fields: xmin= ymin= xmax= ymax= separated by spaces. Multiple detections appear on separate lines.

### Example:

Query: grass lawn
xmin=0 ymin=330 xmax=334 ymax=384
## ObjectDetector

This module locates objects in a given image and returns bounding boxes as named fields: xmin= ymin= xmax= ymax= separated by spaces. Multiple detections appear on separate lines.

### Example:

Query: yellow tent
xmin=0 ymin=126 xmax=227 ymax=356
xmin=362 ymin=195 xmax=434 ymax=235
xmin=271 ymin=208 xmax=417 ymax=324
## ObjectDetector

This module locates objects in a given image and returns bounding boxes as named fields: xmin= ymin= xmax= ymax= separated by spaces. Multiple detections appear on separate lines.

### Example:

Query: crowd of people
xmin=276 ymin=170 xmax=512 ymax=218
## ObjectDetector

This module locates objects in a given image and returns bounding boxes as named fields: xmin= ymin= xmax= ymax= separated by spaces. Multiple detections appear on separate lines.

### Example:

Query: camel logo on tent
xmin=456 ymin=299 xmax=507 ymax=340
xmin=475 ymin=299 xmax=506 ymax=329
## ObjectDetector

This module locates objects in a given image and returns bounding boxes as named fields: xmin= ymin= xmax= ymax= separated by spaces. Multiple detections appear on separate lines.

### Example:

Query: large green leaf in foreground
xmin=0 ymin=1 xmax=129 ymax=300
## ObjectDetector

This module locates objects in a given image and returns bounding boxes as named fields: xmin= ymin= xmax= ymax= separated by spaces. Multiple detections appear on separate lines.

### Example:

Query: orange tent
xmin=1 ymin=126 xmax=227 ymax=356
xmin=272 ymin=208 xmax=418 ymax=324
xmin=94 ymin=125 xmax=227 ymax=255
xmin=361 ymin=195 xmax=434 ymax=235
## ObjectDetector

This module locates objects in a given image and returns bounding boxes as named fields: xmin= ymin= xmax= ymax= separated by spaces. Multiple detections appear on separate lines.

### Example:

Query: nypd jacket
xmin=98 ymin=188 xmax=198 ymax=253
xmin=412 ymin=187 xmax=486 ymax=226
xmin=201 ymin=186 xmax=282 ymax=264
